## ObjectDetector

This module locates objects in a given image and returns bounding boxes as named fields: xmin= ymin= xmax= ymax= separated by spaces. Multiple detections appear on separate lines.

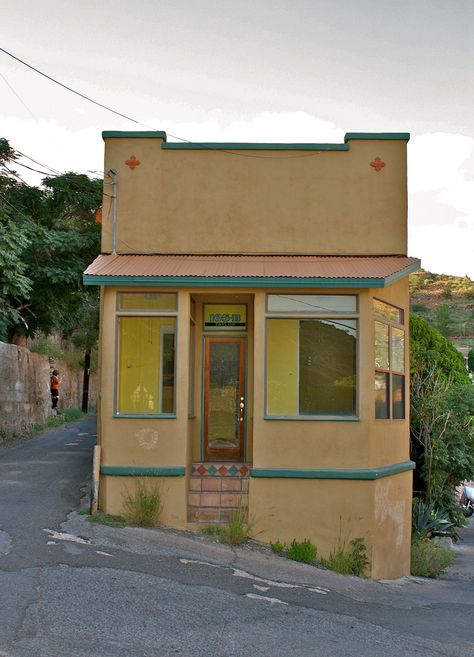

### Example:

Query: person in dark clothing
xmin=51 ymin=369 xmax=60 ymax=412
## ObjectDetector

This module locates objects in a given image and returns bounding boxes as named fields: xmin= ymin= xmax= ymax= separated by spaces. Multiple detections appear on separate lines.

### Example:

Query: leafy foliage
xmin=468 ymin=348 xmax=474 ymax=373
xmin=0 ymin=138 xmax=102 ymax=342
xmin=412 ymin=498 xmax=456 ymax=537
xmin=410 ymin=315 xmax=474 ymax=519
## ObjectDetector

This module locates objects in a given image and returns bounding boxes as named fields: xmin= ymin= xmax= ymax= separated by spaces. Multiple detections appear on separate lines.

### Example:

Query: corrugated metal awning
xmin=84 ymin=254 xmax=420 ymax=289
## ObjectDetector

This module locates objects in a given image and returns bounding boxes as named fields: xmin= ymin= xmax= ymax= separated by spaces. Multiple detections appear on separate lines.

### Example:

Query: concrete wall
xmin=101 ymin=135 xmax=408 ymax=256
xmin=0 ymin=341 xmax=97 ymax=441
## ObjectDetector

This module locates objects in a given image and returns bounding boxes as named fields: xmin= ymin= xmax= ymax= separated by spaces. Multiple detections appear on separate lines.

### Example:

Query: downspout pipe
xmin=107 ymin=169 xmax=118 ymax=255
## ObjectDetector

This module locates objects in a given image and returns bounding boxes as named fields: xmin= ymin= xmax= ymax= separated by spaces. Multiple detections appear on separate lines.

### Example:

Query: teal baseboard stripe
xmin=250 ymin=460 xmax=415 ymax=480
xmin=100 ymin=466 xmax=185 ymax=477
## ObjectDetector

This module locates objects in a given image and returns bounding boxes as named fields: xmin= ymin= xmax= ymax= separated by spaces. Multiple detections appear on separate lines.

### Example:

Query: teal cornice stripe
xmin=100 ymin=466 xmax=185 ymax=477
xmin=102 ymin=131 xmax=167 ymax=141
xmin=344 ymin=132 xmax=410 ymax=142
xmin=162 ymin=142 xmax=349 ymax=151
xmin=84 ymin=274 xmax=396 ymax=289
xmin=100 ymin=131 xmax=410 ymax=147
xmin=250 ymin=460 xmax=415 ymax=480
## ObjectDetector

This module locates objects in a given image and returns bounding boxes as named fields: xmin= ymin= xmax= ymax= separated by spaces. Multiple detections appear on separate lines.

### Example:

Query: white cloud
xmin=409 ymin=221 xmax=474 ymax=279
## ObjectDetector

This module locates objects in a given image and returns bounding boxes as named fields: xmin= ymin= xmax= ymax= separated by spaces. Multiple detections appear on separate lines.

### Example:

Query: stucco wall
xmin=101 ymin=135 xmax=408 ymax=256
xmin=0 ymin=341 xmax=97 ymax=441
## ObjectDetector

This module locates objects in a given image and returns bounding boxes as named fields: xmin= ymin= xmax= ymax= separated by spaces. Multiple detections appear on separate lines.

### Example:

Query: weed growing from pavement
xmin=121 ymin=478 xmax=163 ymax=527
xmin=270 ymin=539 xmax=317 ymax=564
xmin=201 ymin=508 xmax=252 ymax=546
xmin=321 ymin=537 xmax=369 ymax=577
xmin=87 ymin=511 xmax=126 ymax=528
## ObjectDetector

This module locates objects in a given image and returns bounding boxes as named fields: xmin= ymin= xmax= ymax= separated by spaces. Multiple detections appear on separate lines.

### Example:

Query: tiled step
xmin=188 ymin=463 xmax=250 ymax=524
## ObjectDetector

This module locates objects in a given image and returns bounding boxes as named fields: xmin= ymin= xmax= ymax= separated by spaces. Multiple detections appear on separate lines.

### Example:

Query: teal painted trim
xmin=84 ymin=275 xmax=392 ymax=289
xmin=112 ymin=414 xmax=176 ymax=419
xmin=161 ymin=142 xmax=349 ymax=151
xmin=100 ymin=466 xmax=185 ymax=476
xmin=102 ymin=131 xmax=167 ymax=140
xmin=264 ymin=415 xmax=359 ymax=421
xmin=251 ymin=460 xmax=415 ymax=480
xmin=344 ymin=132 xmax=410 ymax=142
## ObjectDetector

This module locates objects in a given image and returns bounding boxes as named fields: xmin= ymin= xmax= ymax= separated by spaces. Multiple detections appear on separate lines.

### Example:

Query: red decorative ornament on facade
xmin=125 ymin=155 xmax=141 ymax=170
xmin=370 ymin=156 xmax=386 ymax=172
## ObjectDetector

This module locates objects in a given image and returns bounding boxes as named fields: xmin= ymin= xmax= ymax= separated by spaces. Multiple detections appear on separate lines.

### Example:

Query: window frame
xmin=265 ymin=294 xmax=359 ymax=421
xmin=373 ymin=298 xmax=406 ymax=420
xmin=114 ymin=292 xmax=178 ymax=418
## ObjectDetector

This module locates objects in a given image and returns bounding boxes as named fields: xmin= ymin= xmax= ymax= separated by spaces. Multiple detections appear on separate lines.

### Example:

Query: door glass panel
xmin=208 ymin=342 xmax=241 ymax=450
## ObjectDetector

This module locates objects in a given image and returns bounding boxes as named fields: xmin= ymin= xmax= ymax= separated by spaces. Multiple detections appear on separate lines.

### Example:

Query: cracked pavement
xmin=1 ymin=416 xmax=473 ymax=656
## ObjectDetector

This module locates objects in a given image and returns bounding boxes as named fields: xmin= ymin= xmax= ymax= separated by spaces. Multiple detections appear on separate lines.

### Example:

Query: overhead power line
xmin=0 ymin=46 xmax=325 ymax=160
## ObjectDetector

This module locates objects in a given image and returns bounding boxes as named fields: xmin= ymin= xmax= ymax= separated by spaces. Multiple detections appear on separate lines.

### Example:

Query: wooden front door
xmin=204 ymin=337 xmax=246 ymax=461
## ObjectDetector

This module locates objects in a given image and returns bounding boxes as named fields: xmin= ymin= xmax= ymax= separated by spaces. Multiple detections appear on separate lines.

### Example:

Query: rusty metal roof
xmin=84 ymin=254 xmax=420 ymax=288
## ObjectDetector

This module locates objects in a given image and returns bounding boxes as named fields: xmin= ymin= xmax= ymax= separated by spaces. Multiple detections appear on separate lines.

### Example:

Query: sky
xmin=1 ymin=0 xmax=474 ymax=278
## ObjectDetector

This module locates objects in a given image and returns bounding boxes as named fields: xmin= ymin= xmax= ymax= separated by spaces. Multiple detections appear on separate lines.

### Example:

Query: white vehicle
xmin=460 ymin=484 xmax=474 ymax=517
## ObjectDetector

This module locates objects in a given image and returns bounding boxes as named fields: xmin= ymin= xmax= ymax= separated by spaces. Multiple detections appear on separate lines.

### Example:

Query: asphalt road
xmin=1 ymin=416 xmax=473 ymax=657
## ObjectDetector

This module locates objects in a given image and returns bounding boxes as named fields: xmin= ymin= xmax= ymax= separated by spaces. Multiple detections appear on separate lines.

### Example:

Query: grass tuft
xmin=87 ymin=511 xmax=126 ymax=528
xmin=121 ymin=478 xmax=163 ymax=527
xmin=269 ymin=538 xmax=317 ymax=564
xmin=321 ymin=537 xmax=368 ymax=577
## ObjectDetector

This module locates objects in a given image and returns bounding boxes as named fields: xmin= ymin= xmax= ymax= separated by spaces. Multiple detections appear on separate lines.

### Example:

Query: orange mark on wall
xmin=370 ymin=156 xmax=386 ymax=172
xmin=125 ymin=155 xmax=141 ymax=170
xmin=95 ymin=207 xmax=102 ymax=224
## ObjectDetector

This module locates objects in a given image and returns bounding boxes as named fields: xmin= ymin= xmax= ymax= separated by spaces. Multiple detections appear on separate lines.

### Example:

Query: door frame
xmin=202 ymin=335 xmax=246 ymax=462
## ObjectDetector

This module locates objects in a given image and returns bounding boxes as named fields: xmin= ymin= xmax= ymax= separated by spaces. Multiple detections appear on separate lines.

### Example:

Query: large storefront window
xmin=116 ymin=293 xmax=177 ymax=416
xmin=266 ymin=295 xmax=358 ymax=418
xmin=374 ymin=299 xmax=405 ymax=419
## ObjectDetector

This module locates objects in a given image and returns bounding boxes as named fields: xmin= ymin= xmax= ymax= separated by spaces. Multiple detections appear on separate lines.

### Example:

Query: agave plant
xmin=412 ymin=498 xmax=456 ymax=537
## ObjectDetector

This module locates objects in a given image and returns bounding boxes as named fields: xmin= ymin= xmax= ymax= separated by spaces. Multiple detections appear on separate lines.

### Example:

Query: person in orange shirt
xmin=50 ymin=369 xmax=60 ymax=412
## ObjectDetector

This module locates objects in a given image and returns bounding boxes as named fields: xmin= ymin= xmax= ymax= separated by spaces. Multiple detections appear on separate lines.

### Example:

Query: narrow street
xmin=0 ymin=417 xmax=473 ymax=657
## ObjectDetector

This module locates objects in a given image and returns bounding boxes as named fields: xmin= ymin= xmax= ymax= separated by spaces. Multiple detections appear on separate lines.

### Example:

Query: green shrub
xmin=30 ymin=335 xmax=63 ymax=359
xmin=411 ymin=536 xmax=455 ymax=578
xmin=321 ymin=537 xmax=369 ymax=576
xmin=121 ymin=478 xmax=163 ymax=526
xmin=412 ymin=498 xmax=456 ymax=538
xmin=287 ymin=539 xmax=317 ymax=564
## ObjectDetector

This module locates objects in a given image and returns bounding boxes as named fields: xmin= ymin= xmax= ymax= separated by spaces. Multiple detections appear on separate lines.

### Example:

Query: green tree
xmin=433 ymin=303 xmax=453 ymax=337
xmin=410 ymin=315 xmax=474 ymax=518
xmin=0 ymin=139 xmax=102 ymax=342
xmin=468 ymin=348 xmax=474 ymax=373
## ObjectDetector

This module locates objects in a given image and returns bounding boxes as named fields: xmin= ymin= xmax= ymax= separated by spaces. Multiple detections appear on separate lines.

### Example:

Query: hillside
xmin=409 ymin=270 xmax=474 ymax=351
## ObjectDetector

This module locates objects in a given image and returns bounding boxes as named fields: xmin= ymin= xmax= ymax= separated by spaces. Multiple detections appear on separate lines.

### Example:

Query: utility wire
xmin=0 ymin=46 xmax=325 ymax=160
xmin=0 ymin=71 xmax=38 ymax=120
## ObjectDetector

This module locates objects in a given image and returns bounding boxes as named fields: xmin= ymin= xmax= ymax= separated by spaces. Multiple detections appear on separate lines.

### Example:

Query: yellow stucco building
xmin=84 ymin=131 xmax=420 ymax=579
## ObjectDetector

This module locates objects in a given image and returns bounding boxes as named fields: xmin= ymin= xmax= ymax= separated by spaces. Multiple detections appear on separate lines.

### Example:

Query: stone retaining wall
xmin=0 ymin=341 xmax=97 ymax=440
